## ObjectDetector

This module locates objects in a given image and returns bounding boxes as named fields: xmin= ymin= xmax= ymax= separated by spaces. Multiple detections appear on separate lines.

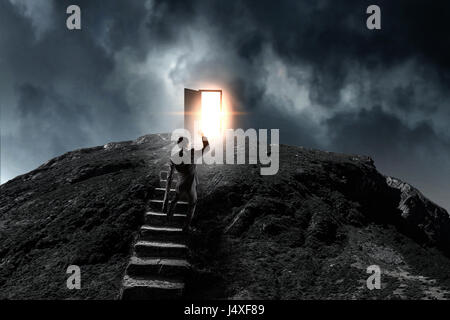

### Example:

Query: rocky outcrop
xmin=386 ymin=176 xmax=450 ymax=254
xmin=1 ymin=133 xmax=450 ymax=299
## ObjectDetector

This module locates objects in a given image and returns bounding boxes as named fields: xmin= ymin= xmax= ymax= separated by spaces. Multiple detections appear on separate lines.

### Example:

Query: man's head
xmin=177 ymin=136 xmax=189 ymax=149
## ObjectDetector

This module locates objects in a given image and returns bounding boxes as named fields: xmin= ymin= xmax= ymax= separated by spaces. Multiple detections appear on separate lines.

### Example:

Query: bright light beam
xmin=201 ymin=91 xmax=222 ymax=138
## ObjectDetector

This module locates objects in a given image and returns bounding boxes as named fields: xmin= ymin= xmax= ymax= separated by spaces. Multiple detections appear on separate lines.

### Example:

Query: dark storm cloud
xmin=194 ymin=0 xmax=450 ymax=109
xmin=326 ymin=106 xmax=449 ymax=162
xmin=162 ymin=0 xmax=450 ymax=209
xmin=326 ymin=106 xmax=450 ymax=208
xmin=0 ymin=0 xmax=157 ymax=182
xmin=1 ymin=0 xmax=449 ymax=210
xmin=146 ymin=0 xmax=450 ymax=126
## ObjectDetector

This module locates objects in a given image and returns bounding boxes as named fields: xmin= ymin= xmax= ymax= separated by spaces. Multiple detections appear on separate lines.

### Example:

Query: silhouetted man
xmin=167 ymin=133 xmax=209 ymax=232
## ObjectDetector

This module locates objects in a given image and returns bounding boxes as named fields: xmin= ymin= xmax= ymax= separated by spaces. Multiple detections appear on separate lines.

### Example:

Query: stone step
xmin=145 ymin=211 xmax=186 ymax=228
xmin=149 ymin=198 xmax=188 ymax=206
xmin=159 ymin=170 xmax=169 ymax=180
xmin=120 ymin=275 xmax=184 ymax=300
xmin=126 ymin=256 xmax=191 ymax=278
xmin=160 ymin=179 xmax=178 ymax=188
xmin=140 ymin=225 xmax=185 ymax=242
xmin=134 ymin=240 xmax=187 ymax=258
xmin=154 ymin=187 xmax=176 ymax=198
xmin=149 ymin=199 xmax=188 ymax=214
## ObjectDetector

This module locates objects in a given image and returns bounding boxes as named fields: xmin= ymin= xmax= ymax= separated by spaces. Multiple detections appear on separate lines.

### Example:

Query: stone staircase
xmin=120 ymin=165 xmax=191 ymax=300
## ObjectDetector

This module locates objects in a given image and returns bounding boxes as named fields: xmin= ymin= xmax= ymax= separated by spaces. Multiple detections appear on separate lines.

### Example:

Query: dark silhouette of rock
xmin=1 ymin=133 xmax=450 ymax=299
xmin=386 ymin=176 xmax=450 ymax=254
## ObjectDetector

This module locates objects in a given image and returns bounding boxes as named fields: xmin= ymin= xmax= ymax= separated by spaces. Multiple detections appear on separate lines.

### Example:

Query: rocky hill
xmin=1 ymin=133 xmax=450 ymax=299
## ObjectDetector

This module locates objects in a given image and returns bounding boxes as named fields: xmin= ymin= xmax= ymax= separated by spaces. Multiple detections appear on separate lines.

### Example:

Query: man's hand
xmin=198 ymin=129 xmax=206 ymax=138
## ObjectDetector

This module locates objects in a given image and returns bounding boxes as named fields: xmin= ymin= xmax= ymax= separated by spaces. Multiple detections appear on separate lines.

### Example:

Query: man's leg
xmin=184 ymin=201 xmax=197 ymax=232
xmin=183 ymin=189 xmax=197 ymax=232
xmin=167 ymin=192 xmax=179 ymax=218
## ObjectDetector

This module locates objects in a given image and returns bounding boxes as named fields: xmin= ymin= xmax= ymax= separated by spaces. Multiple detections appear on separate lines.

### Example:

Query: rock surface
xmin=1 ymin=133 xmax=450 ymax=299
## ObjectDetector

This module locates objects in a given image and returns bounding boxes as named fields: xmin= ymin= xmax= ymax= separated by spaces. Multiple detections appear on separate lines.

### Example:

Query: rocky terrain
xmin=1 ymin=133 xmax=450 ymax=299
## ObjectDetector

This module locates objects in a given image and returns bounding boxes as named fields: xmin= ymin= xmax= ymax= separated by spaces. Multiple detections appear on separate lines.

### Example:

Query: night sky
xmin=1 ymin=0 xmax=449 ymax=211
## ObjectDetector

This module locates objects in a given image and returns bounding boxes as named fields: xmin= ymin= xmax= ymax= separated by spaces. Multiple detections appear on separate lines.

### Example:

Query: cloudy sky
xmin=1 ymin=0 xmax=449 ymax=211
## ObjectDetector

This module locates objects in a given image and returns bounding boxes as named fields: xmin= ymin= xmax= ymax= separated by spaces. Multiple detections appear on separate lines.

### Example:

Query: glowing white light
xmin=201 ymin=91 xmax=221 ymax=138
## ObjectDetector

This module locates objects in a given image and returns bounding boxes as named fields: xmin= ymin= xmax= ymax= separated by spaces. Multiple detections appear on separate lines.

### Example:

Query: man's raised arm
xmin=201 ymin=135 xmax=210 ymax=155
